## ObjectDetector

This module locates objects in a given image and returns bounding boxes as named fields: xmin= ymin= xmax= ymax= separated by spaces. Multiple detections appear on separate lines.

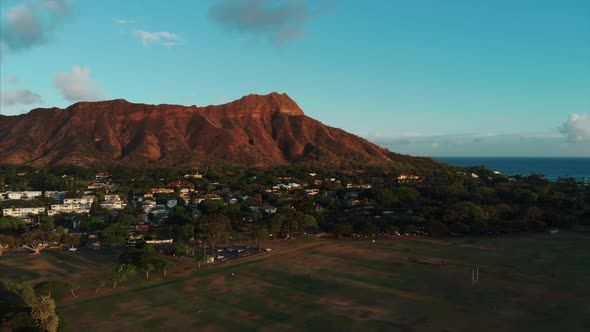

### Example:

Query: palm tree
xmin=30 ymin=295 xmax=56 ymax=321
xmin=34 ymin=313 xmax=59 ymax=332
xmin=31 ymin=295 xmax=59 ymax=332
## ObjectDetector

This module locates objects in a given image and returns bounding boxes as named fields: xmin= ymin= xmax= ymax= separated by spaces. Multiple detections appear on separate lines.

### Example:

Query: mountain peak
xmin=228 ymin=92 xmax=304 ymax=116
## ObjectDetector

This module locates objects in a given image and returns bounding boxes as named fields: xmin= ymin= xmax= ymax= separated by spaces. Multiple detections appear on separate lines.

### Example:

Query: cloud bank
xmin=54 ymin=66 xmax=105 ymax=102
xmin=209 ymin=0 xmax=332 ymax=44
xmin=0 ymin=0 xmax=71 ymax=53
xmin=561 ymin=113 xmax=590 ymax=143
xmin=0 ymin=89 xmax=43 ymax=107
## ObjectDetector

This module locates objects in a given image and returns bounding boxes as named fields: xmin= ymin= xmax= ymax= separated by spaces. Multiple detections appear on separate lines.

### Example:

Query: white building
xmin=64 ymin=195 xmax=95 ymax=205
xmin=48 ymin=196 xmax=95 ymax=216
xmin=101 ymin=198 xmax=126 ymax=210
xmin=3 ymin=191 xmax=43 ymax=200
xmin=3 ymin=207 xmax=45 ymax=218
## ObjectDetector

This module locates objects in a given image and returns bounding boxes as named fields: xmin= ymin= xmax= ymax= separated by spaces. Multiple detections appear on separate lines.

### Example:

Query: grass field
xmin=2 ymin=232 xmax=590 ymax=332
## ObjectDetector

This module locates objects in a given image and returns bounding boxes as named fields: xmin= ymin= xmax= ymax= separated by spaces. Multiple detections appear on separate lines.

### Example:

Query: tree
xmin=354 ymin=220 xmax=379 ymax=236
xmin=118 ymin=213 xmax=137 ymax=225
xmin=199 ymin=199 xmax=225 ymax=215
xmin=94 ymin=280 xmax=105 ymax=294
xmin=200 ymin=214 xmax=231 ymax=250
xmin=142 ymin=263 xmax=156 ymax=279
xmin=374 ymin=188 xmax=395 ymax=206
xmin=252 ymin=226 xmax=269 ymax=250
xmin=265 ymin=214 xmax=283 ymax=236
xmin=111 ymin=264 xmax=136 ymax=288
xmin=62 ymin=233 xmax=82 ymax=249
xmin=166 ymin=206 xmax=192 ymax=224
xmin=31 ymin=295 xmax=59 ymax=332
xmin=102 ymin=223 xmax=129 ymax=247
xmin=174 ymin=223 xmax=194 ymax=244
xmin=174 ymin=244 xmax=190 ymax=257
xmin=404 ymin=224 xmax=418 ymax=234
xmin=301 ymin=214 xmax=318 ymax=231
xmin=0 ymin=234 xmax=16 ymax=255
xmin=194 ymin=253 xmax=209 ymax=270
xmin=392 ymin=187 xmax=420 ymax=205
xmin=382 ymin=224 xmax=400 ymax=235
xmin=331 ymin=224 xmax=353 ymax=238
xmin=66 ymin=282 xmax=79 ymax=298
xmin=79 ymin=217 xmax=106 ymax=232
xmin=38 ymin=217 xmax=55 ymax=232
xmin=428 ymin=220 xmax=449 ymax=237
xmin=20 ymin=230 xmax=57 ymax=254
xmin=0 ymin=279 xmax=36 ymax=307
xmin=0 ymin=216 xmax=26 ymax=235
xmin=155 ymin=257 xmax=175 ymax=276
xmin=449 ymin=222 xmax=470 ymax=235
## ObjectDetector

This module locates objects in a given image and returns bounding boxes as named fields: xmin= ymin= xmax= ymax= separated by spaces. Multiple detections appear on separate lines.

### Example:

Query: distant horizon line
xmin=433 ymin=156 xmax=590 ymax=159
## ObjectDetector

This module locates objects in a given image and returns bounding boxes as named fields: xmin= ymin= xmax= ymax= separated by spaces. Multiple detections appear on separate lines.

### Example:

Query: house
xmin=103 ymin=194 xmax=120 ymax=201
xmin=149 ymin=188 xmax=175 ymax=195
xmin=168 ymin=181 xmax=195 ymax=189
xmin=44 ymin=191 xmax=67 ymax=201
xmin=88 ymin=182 xmax=112 ymax=190
xmin=100 ymin=200 xmax=126 ymax=210
xmin=184 ymin=172 xmax=203 ymax=179
xmin=3 ymin=207 xmax=46 ymax=219
xmin=48 ymin=204 xmax=91 ymax=216
xmin=262 ymin=206 xmax=278 ymax=214
xmin=305 ymin=189 xmax=320 ymax=197
xmin=346 ymin=183 xmax=373 ymax=189
xmin=94 ymin=172 xmax=111 ymax=182
xmin=397 ymin=174 xmax=421 ymax=183
xmin=166 ymin=199 xmax=178 ymax=209
xmin=344 ymin=191 xmax=359 ymax=200
xmin=64 ymin=196 xmax=95 ymax=205
xmin=5 ymin=191 xmax=43 ymax=200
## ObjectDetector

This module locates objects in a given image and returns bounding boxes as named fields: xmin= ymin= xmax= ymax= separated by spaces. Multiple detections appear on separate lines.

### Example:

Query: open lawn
xmin=2 ymin=232 xmax=590 ymax=331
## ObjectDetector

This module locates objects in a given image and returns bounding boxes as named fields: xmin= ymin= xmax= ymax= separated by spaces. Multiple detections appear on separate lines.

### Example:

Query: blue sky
xmin=1 ymin=0 xmax=589 ymax=157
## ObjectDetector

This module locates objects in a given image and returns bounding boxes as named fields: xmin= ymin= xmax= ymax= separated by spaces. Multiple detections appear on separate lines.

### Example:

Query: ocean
xmin=435 ymin=157 xmax=590 ymax=182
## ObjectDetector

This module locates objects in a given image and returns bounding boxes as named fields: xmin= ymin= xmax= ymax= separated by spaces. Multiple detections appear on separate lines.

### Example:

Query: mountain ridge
xmin=0 ymin=92 xmax=439 ymax=170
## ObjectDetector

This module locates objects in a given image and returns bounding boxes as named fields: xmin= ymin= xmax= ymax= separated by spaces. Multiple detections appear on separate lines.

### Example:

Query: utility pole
xmin=472 ymin=267 xmax=479 ymax=288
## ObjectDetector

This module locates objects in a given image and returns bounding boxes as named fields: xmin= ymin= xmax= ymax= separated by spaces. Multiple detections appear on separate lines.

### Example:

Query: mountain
xmin=0 ymin=92 xmax=437 ymax=169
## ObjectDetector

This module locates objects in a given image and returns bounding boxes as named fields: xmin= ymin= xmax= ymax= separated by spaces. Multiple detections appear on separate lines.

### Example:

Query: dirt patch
xmin=407 ymin=256 xmax=447 ymax=265
xmin=210 ymin=275 xmax=230 ymax=293
xmin=238 ymin=309 xmax=261 ymax=321
xmin=318 ymin=296 xmax=388 ymax=321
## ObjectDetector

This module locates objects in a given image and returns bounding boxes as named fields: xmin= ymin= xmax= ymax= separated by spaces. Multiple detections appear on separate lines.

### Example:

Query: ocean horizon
xmin=435 ymin=157 xmax=590 ymax=182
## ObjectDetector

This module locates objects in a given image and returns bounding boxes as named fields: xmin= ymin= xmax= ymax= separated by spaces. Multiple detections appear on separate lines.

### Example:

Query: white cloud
xmin=54 ymin=66 xmax=105 ymax=102
xmin=134 ymin=30 xmax=178 ymax=46
xmin=113 ymin=18 xmax=135 ymax=25
xmin=0 ymin=89 xmax=43 ymax=106
xmin=0 ymin=0 xmax=71 ymax=53
xmin=561 ymin=113 xmax=590 ymax=142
